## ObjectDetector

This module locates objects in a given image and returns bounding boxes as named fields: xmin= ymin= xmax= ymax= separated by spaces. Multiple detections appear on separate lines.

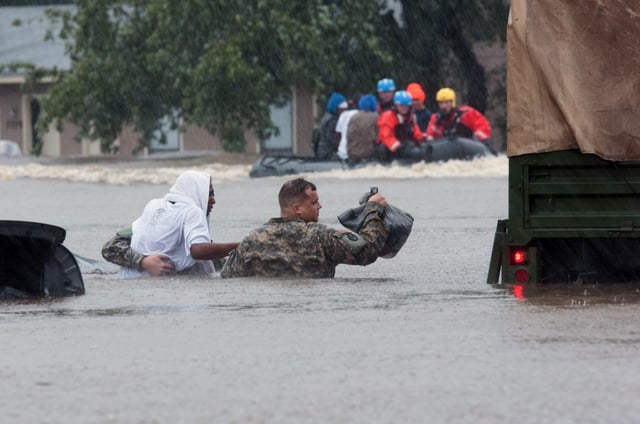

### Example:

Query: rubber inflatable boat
xmin=249 ymin=136 xmax=494 ymax=178
xmin=0 ymin=221 xmax=85 ymax=299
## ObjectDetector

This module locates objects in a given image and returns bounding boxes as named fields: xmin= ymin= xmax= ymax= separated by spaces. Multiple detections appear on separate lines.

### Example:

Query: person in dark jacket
xmin=313 ymin=92 xmax=348 ymax=160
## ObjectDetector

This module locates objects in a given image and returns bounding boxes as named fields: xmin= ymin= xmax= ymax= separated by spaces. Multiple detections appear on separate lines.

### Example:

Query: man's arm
xmin=101 ymin=232 xmax=144 ymax=268
xmin=377 ymin=112 xmax=402 ymax=152
xmin=220 ymin=247 xmax=249 ymax=279
xmin=425 ymin=113 xmax=440 ymax=140
xmin=101 ymin=230 xmax=175 ymax=276
xmin=327 ymin=193 xmax=390 ymax=266
xmin=463 ymin=107 xmax=492 ymax=140
xmin=191 ymin=242 xmax=239 ymax=261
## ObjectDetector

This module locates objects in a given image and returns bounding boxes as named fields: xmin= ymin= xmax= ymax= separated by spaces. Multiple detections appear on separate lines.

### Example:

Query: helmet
xmin=357 ymin=94 xmax=378 ymax=112
xmin=406 ymin=82 xmax=426 ymax=103
xmin=436 ymin=87 xmax=456 ymax=107
xmin=377 ymin=78 xmax=396 ymax=93
xmin=393 ymin=90 xmax=412 ymax=106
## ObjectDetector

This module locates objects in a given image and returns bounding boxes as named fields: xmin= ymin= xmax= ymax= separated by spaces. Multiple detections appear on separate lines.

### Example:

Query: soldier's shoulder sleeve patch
xmin=333 ymin=231 xmax=365 ymax=254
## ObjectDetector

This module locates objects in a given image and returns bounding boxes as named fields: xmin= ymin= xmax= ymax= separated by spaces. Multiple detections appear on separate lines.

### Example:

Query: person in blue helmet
xmin=376 ymin=78 xmax=396 ymax=113
xmin=312 ymin=92 xmax=348 ymax=160
xmin=374 ymin=90 xmax=427 ymax=162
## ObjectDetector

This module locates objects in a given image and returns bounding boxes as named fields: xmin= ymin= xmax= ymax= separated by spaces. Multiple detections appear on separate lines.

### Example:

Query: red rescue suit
xmin=377 ymin=109 xmax=425 ymax=152
xmin=426 ymin=105 xmax=491 ymax=141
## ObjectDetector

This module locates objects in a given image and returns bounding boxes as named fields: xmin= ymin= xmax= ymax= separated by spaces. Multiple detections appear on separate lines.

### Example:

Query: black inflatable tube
xmin=249 ymin=137 xmax=493 ymax=178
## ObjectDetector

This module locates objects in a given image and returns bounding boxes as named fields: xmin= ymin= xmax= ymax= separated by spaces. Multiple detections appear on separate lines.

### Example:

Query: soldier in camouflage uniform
xmin=221 ymin=177 xmax=389 ymax=278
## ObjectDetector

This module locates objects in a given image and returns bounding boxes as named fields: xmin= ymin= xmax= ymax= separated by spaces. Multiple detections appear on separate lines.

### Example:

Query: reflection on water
xmin=494 ymin=283 xmax=640 ymax=306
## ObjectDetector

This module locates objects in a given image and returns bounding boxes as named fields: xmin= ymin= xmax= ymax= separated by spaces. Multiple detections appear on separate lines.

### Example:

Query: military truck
xmin=487 ymin=1 xmax=640 ymax=284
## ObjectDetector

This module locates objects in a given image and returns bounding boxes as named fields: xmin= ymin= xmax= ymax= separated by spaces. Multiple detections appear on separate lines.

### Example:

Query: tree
xmin=31 ymin=0 xmax=508 ymax=153
xmin=37 ymin=0 xmax=387 ymax=153
xmin=378 ymin=0 xmax=509 ymax=114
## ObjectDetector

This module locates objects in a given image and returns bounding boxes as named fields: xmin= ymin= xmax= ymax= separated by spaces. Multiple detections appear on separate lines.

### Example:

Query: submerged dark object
xmin=249 ymin=136 xmax=494 ymax=178
xmin=0 ymin=221 xmax=85 ymax=298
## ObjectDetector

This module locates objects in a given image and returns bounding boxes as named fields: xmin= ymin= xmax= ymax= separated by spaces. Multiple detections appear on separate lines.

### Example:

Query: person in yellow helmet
xmin=426 ymin=88 xmax=492 ymax=147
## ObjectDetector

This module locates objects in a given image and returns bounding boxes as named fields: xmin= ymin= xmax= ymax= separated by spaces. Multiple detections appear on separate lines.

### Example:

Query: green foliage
xmin=378 ymin=0 xmax=509 ymax=113
xmin=29 ymin=0 xmax=508 ymax=153
xmin=0 ymin=0 xmax=73 ymax=5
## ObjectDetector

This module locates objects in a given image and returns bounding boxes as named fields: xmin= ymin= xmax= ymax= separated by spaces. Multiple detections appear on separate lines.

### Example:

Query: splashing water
xmin=0 ymin=155 xmax=507 ymax=185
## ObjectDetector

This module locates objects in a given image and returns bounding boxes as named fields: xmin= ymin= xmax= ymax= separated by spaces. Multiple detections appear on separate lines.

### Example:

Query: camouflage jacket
xmin=221 ymin=202 xmax=389 ymax=278
xmin=101 ymin=227 xmax=225 ymax=272
xmin=101 ymin=228 xmax=145 ymax=269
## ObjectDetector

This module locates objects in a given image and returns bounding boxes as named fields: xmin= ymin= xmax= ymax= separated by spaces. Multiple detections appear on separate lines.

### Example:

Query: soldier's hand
xmin=141 ymin=254 xmax=175 ymax=276
xmin=368 ymin=193 xmax=388 ymax=208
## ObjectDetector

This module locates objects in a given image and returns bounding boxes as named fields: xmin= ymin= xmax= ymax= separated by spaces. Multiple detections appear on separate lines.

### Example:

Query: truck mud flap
xmin=486 ymin=219 xmax=508 ymax=284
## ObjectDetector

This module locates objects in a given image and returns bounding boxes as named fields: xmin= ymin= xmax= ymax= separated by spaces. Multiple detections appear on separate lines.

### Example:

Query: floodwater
xmin=2 ymin=155 xmax=640 ymax=424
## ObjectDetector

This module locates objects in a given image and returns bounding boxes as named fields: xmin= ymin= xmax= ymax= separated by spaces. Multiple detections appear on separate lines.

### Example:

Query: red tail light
xmin=510 ymin=248 xmax=528 ymax=265
xmin=514 ymin=268 xmax=530 ymax=284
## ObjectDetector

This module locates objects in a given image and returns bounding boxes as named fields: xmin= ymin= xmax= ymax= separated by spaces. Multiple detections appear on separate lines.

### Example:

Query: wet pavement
xmin=2 ymin=158 xmax=640 ymax=423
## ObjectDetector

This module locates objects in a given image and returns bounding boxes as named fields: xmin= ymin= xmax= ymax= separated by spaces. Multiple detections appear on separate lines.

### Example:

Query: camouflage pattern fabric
xmin=221 ymin=202 xmax=389 ymax=278
xmin=101 ymin=228 xmax=226 ymax=272
xmin=101 ymin=232 xmax=145 ymax=269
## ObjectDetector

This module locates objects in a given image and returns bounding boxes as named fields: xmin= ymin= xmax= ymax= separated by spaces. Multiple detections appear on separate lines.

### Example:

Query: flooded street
xmin=2 ymin=156 xmax=640 ymax=423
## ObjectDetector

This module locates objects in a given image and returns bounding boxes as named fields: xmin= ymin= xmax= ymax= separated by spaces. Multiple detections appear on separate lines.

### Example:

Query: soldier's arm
xmin=101 ymin=229 xmax=175 ymax=275
xmin=101 ymin=231 xmax=146 ymax=269
xmin=326 ymin=200 xmax=389 ymax=266
xmin=220 ymin=247 xmax=248 ymax=278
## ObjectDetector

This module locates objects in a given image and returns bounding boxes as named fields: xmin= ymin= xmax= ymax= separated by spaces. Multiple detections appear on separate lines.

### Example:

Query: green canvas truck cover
xmin=506 ymin=0 xmax=640 ymax=160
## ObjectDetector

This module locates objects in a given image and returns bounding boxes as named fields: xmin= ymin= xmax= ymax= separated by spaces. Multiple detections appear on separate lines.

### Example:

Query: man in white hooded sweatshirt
xmin=111 ymin=171 xmax=238 ymax=279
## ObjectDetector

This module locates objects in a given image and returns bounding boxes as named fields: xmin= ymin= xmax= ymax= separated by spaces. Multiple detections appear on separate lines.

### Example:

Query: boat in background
xmin=0 ymin=221 xmax=85 ymax=299
xmin=249 ymin=136 xmax=494 ymax=178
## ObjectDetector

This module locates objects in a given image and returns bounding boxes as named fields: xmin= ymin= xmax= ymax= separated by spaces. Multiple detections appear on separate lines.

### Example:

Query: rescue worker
xmin=406 ymin=82 xmax=432 ymax=131
xmin=221 ymin=177 xmax=389 ymax=278
xmin=376 ymin=78 xmax=396 ymax=113
xmin=374 ymin=90 xmax=427 ymax=162
xmin=426 ymin=87 xmax=492 ymax=144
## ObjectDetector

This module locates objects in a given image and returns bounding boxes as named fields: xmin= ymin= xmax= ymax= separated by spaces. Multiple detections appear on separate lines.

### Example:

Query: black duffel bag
xmin=337 ymin=187 xmax=413 ymax=258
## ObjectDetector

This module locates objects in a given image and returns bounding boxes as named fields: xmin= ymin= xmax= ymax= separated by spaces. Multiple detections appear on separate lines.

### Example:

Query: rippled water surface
xmin=2 ymin=156 xmax=640 ymax=423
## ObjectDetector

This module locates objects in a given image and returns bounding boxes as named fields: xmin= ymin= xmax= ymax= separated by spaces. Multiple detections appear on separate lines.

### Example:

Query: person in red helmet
xmin=426 ymin=88 xmax=492 ymax=146
xmin=406 ymin=82 xmax=432 ymax=132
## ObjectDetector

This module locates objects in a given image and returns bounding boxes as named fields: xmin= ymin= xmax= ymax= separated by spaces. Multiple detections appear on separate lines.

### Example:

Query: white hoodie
xmin=118 ymin=171 xmax=214 ymax=279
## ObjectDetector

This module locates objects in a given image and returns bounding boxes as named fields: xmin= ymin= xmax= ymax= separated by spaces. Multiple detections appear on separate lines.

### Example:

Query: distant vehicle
xmin=0 ymin=140 xmax=22 ymax=157
xmin=0 ymin=221 xmax=85 ymax=299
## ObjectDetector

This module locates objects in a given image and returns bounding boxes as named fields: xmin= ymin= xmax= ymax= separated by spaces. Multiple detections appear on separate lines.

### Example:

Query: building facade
xmin=0 ymin=5 xmax=314 ymax=159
